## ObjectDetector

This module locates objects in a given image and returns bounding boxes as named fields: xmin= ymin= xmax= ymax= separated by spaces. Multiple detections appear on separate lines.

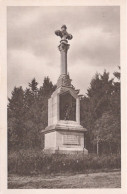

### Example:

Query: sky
xmin=7 ymin=6 xmax=120 ymax=97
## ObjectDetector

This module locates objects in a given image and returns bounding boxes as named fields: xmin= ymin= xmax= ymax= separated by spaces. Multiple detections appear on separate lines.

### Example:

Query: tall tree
xmin=86 ymin=71 xmax=114 ymax=119
xmin=8 ymin=87 xmax=25 ymax=149
xmin=39 ymin=77 xmax=56 ymax=98
xmin=29 ymin=78 xmax=38 ymax=93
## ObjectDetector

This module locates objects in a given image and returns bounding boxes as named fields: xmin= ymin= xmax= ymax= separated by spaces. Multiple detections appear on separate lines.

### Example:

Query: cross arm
xmin=67 ymin=33 xmax=73 ymax=40
xmin=55 ymin=30 xmax=62 ymax=38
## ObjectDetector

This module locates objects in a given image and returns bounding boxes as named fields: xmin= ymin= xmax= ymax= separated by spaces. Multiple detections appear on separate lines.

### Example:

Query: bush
xmin=8 ymin=149 xmax=121 ymax=175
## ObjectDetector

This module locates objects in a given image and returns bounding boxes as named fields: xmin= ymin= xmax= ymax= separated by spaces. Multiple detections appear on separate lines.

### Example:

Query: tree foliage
xmin=8 ymin=77 xmax=56 ymax=150
xmin=81 ymin=68 xmax=120 ymax=154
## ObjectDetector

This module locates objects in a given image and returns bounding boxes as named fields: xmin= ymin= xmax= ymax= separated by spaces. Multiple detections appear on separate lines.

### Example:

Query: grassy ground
xmin=8 ymin=171 xmax=121 ymax=189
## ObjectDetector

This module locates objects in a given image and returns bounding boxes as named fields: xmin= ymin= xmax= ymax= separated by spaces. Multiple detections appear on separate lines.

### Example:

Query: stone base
xmin=42 ymin=122 xmax=88 ymax=155
xmin=43 ymin=147 xmax=88 ymax=155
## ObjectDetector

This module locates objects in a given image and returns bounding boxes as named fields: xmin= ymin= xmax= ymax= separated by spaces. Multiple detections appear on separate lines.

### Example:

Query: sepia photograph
xmin=7 ymin=6 xmax=121 ymax=189
xmin=0 ymin=2 xmax=124 ymax=192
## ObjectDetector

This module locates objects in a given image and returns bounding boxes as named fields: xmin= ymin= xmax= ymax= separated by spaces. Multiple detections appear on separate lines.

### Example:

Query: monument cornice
xmin=42 ymin=122 xmax=87 ymax=134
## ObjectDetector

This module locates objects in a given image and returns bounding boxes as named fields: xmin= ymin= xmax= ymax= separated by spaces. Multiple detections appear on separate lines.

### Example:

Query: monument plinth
xmin=42 ymin=25 xmax=88 ymax=154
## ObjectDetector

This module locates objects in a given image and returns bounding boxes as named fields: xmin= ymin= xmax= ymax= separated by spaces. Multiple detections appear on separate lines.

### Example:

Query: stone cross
xmin=55 ymin=25 xmax=73 ymax=42
xmin=55 ymin=25 xmax=73 ymax=75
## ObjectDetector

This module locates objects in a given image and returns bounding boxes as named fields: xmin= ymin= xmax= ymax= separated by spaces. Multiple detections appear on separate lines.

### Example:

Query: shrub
xmin=8 ymin=149 xmax=121 ymax=175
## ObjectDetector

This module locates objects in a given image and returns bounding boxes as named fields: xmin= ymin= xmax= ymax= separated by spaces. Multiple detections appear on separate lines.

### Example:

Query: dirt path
xmin=8 ymin=171 xmax=121 ymax=189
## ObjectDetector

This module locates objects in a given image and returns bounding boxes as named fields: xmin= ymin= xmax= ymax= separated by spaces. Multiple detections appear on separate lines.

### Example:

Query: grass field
xmin=8 ymin=171 xmax=121 ymax=189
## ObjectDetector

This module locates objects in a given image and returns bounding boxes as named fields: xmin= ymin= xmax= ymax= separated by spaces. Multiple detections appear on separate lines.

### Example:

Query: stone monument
xmin=42 ymin=25 xmax=88 ymax=154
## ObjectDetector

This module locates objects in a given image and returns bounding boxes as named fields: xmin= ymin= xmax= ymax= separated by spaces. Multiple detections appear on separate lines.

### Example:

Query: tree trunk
xmin=97 ymin=138 xmax=99 ymax=155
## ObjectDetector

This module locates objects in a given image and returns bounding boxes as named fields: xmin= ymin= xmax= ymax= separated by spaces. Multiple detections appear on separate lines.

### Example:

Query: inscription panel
xmin=63 ymin=134 xmax=80 ymax=145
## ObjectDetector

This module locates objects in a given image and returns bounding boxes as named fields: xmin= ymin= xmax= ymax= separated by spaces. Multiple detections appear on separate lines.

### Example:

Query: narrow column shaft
xmin=61 ymin=50 xmax=67 ymax=74
xmin=58 ymin=42 xmax=69 ymax=76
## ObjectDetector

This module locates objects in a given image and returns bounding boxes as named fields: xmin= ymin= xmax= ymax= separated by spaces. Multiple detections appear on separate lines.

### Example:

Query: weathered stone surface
xmin=57 ymin=74 xmax=72 ymax=88
xmin=45 ymin=131 xmax=56 ymax=149
xmin=47 ymin=86 xmax=80 ymax=125
xmin=44 ymin=130 xmax=88 ymax=154
xmin=42 ymin=85 xmax=88 ymax=154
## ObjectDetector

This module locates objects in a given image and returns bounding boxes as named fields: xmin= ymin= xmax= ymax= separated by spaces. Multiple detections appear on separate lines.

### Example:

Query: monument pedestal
xmin=43 ymin=120 xmax=88 ymax=154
